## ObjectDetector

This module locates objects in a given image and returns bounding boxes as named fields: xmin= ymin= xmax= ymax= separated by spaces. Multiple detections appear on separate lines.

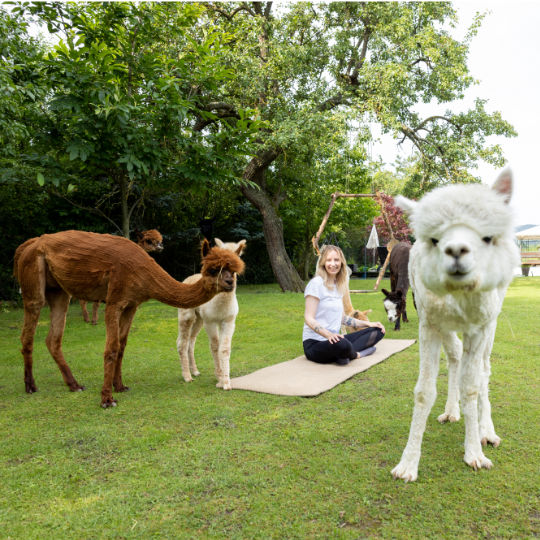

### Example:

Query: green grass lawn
xmin=1 ymin=278 xmax=538 ymax=539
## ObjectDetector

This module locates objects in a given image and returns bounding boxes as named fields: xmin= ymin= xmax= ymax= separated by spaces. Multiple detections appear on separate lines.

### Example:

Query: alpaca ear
xmin=492 ymin=168 xmax=513 ymax=204
xmin=394 ymin=195 xmax=417 ymax=216
xmin=214 ymin=238 xmax=224 ymax=248
xmin=235 ymin=239 xmax=247 ymax=256
xmin=201 ymin=238 xmax=211 ymax=257
xmin=382 ymin=288 xmax=390 ymax=297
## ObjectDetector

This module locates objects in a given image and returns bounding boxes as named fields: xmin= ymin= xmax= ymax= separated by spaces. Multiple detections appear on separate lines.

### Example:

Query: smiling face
xmin=323 ymin=249 xmax=342 ymax=278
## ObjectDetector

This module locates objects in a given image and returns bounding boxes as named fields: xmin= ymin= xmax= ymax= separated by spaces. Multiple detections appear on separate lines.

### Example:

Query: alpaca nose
xmin=444 ymin=243 xmax=470 ymax=259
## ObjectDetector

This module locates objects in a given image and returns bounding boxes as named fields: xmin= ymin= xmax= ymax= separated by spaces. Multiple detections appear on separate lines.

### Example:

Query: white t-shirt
xmin=302 ymin=275 xmax=343 ymax=342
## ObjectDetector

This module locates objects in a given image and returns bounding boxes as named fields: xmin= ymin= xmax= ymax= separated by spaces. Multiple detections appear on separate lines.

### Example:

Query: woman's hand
xmin=321 ymin=329 xmax=344 ymax=344
xmin=368 ymin=321 xmax=386 ymax=334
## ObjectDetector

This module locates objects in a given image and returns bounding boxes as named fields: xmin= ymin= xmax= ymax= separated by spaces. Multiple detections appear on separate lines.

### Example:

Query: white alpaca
xmin=391 ymin=170 xmax=520 ymax=482
xmin=176 ymin=239 xmax=246 ymax=390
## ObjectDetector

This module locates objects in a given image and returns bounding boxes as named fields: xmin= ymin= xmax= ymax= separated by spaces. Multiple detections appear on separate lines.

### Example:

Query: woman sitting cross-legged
xmin=303 ymin=245 xmax=385 ymax=366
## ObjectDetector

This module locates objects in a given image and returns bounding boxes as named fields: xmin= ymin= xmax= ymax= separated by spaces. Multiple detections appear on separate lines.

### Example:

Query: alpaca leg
xmin=402 ymin=300 xmax=409 ymax=323
xmin=392 ymin=324 xmax=441 ymax=482
xmin=187 ymin=315 xmax=203 ymax=377
xmin=478 ymin=324 xmax=500 ymax=447
xmin=19 ymin=253 xmax=47 ymax=393
xmin=20 ymin=301 xmax=43 ymax=393
xmin=214 ymin=318 xmax=235 ymax=390
xmin=80 ymin=300 xmax=90 ymax=323
xmin=460 ymin=330 xmax=493 ymax=471
xmin=204 ymin=321 xmax=223 ymax=385
xmin=91 ymin=302 xmax=100 ymax=325
xmin=45 ymin=290 xmax=84 ymax=391
xmin=113 ymin=305 xmax=137 ymax=392
xmin=101 ymin=304 xmax=122 ymax=407
xmin=438 ymin=332 xmax=462 ymax=423
xmin=177 ymin=310 xmax=196 ymax=382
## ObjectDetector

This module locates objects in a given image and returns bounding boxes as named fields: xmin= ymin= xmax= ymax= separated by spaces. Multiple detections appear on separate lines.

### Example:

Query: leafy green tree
xmin=0 ymin=9 xmax=47 ymax=157
xmin=15 ymin=2 xmax=260 ymax=237
xmin=204 ymin=2 xmax=515 ymax=291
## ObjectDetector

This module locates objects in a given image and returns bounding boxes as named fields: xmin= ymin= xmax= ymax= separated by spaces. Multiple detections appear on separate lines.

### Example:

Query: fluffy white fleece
xmin=391 ymin=170 xmax=520 ymax=482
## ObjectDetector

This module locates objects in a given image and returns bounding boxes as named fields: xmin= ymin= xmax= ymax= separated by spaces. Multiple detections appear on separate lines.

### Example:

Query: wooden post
xmin=311 ymin=192 xmax=375 ymax=255
xmin=373 ymin=237 xmax=399 ymax=290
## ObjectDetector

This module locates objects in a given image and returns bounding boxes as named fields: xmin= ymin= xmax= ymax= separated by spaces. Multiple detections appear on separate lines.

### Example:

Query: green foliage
xmin=0 ymin=2 xmax=518 ymax=294
xmin=0 ymin=8 xmax=48 ymax=156
xmin=0 ymin=279 xmax=538 ymax=537
xmin=9 ymin=2 xmax=263 ymax=236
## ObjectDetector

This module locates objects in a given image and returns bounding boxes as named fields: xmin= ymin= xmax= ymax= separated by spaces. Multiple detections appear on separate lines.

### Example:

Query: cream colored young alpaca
xmin=176 ymin=239 xmax=246 ymax=390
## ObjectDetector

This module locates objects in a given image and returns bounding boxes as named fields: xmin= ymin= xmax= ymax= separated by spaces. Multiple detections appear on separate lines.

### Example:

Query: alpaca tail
xmin=13 ymin=237 xmax=39 ymax=282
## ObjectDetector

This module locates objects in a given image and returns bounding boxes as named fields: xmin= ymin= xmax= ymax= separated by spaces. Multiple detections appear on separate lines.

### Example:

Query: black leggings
xmin=303 ymin=327 xmax=384 ymax=364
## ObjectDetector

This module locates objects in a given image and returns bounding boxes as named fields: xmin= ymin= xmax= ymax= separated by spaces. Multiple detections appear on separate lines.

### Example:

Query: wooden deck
xmin=521 ymin=251 xmax=540 ymax=266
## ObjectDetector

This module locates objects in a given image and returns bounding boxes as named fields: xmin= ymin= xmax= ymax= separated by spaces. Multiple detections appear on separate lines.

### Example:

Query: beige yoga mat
xmin=231 ymin=339 xmax=416 ymax=397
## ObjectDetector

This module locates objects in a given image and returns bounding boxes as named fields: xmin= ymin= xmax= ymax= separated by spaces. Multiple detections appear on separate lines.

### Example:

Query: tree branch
xmin=50 ymin=189 xmax=123 ymax=235
xmin=207 ymin=3 xmax=256 ymax=20
xmin=192 ymin=102 xmax=241 ymax=131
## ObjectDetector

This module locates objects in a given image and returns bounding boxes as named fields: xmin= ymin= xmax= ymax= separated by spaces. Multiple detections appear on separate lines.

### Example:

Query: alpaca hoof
xmin=391 ymin=461 xmax=418 ymax=483
xmin=101 ymin=399 xmax=117 ymax=408
xmin=481 ymin=435 xmax=501 ymax=447
xmin=183 ymin=375 xmax=193 ymax=383
xmin=91 ymin=322 xmax=98 ymax=326
xmin=464 ymin=452 xmax=492 ymax=471
xmin=114 ymin=385 xmax=130 ymax=392
xmin=218 ymin=380 xmax=232 ymax=391
xmin=437 ymin=412 xmax=460 ymax=423
xmin=192 ymin=370 xmax=200 ymax=377
xmin=25 ymin=382 xmax=38 ymax=393
xmin=69 ymin=383 xmax=85 ymax=392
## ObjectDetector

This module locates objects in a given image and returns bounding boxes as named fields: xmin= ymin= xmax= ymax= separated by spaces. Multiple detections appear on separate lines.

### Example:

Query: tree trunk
xmin=241 ymin=151 xmax=305 ymax=292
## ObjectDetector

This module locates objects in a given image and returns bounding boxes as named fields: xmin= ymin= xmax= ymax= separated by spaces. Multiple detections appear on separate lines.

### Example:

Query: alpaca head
xmin=136 ymin=229 xmax=164 ymax=252
xmin=214 ymin=238 xmax=247 ymax=257
xmin=199 ymin=239 xmax=245 ymax=293
xmin=395 ymin=169 xmax=520 ymax=295
xmin=382 ymin=289 xmax=404 ymax=322
xmin=351 ymin=308 xmax=372 ymax=321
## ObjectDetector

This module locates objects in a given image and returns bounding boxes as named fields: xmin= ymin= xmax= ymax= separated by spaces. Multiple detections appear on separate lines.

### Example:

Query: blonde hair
xmin=316 ymin=245 xmax=348 ymax=295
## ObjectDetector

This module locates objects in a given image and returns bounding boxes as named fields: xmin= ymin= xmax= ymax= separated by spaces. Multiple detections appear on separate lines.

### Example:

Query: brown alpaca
xmin=13 ymin=230 xmax=244 ymax=408
xmin=341 ymin=267 xmax=371 ymax=332
xmin=80 ymin=229 xmax=164 ymax=324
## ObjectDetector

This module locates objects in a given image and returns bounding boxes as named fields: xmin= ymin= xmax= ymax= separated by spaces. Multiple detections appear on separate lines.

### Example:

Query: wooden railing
xmin=521 ymin=251 xmax=540 ymax=266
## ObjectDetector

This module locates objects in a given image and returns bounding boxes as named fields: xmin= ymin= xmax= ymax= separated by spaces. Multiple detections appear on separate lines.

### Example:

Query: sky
xmin=374 ymin=1 xmax=540 ymax=227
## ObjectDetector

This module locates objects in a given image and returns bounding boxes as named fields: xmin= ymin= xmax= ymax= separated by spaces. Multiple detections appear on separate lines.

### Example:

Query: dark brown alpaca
xmin=14 ymin=230 xmax=244 ymax=408
xmin=80 ymin=229 xmax=164 ymax=324
xmin=382 ymin=242 xmax=412 ymax=331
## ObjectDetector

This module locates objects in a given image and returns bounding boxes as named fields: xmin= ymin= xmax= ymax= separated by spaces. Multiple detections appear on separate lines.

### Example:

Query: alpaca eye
xmin=482 ymin=236 xmax=493 ymax=244
xmin=208 ymin=268 xmax=219 ymax=276
xmin=431 ymin=238 xmax=439 ymax=246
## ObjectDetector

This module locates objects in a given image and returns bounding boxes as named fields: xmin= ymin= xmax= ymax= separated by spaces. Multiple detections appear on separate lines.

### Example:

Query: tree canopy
xmin=0 ymin=2 xmax=516 ymax=299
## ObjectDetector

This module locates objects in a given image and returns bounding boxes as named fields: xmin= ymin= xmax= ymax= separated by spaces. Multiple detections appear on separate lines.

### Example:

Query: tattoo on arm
xmin=343 ymin=316 xmax=359 ymax=329
xmin=313 ymin=325 xmax=321 ymax=333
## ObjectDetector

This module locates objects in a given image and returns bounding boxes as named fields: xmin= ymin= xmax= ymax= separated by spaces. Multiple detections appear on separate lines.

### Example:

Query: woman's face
xmin=323 ymin=249 xmax=342 ymax=277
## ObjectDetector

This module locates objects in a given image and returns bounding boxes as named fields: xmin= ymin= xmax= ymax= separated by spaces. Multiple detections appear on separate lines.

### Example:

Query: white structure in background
xmin=515 ymin=225 xmax=540 ymax=276
xmin=366 ymin=224 xmax=379 ymax=249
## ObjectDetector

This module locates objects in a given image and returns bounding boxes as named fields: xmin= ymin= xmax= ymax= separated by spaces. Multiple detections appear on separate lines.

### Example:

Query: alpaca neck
xmin=146 ymin=263 xmax=217 ymax=308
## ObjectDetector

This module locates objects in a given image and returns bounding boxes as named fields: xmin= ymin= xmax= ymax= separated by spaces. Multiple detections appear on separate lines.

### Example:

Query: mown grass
xmin=0 ymin=278 xmax=538 ymax=539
